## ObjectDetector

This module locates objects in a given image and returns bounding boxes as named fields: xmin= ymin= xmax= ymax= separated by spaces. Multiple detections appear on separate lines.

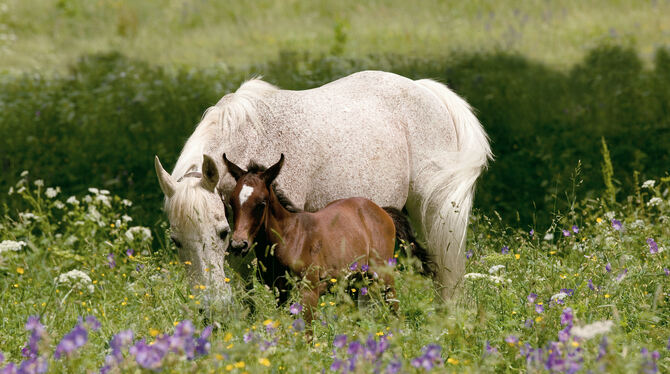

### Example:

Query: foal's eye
xmin=170 ymin=236 xmax=182 ymax=248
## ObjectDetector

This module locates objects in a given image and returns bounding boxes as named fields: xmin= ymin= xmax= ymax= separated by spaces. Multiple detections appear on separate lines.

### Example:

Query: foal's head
xmin=223 ymin=153 xmax=284 ymax=254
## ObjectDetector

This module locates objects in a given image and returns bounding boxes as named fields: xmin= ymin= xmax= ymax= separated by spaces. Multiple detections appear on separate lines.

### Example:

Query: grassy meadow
xmin=1 ymin=0 xmax=669 ymax=373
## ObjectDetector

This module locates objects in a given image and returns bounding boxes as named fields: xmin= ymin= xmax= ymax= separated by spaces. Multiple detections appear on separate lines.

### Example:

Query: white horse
xmin=155 ymin=71 xmax=492 ymax=305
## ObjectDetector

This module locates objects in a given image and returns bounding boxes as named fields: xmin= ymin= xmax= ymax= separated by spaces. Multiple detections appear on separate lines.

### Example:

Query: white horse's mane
xmin=166 ymin=78 xmax=279 ymax=230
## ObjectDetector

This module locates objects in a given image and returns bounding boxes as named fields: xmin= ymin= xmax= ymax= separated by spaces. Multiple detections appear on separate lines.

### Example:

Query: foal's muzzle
xmin=230 ymin=239 xmax=249 ymax=253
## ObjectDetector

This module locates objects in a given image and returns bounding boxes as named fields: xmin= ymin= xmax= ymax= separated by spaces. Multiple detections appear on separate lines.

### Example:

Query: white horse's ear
xmin=155 ymin=156 xmax=176 ymax=198
xmin=201 ymin=154 xmax=219 ymax=192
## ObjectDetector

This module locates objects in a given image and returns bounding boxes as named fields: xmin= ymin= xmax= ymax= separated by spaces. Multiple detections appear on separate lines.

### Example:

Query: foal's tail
xmin=383 ymin=207 xmax=433 ymax=276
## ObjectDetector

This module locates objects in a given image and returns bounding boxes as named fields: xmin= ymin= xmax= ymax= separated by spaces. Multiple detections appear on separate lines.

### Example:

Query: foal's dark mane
xmin=246 ymin=161 xmax=302 ymax=213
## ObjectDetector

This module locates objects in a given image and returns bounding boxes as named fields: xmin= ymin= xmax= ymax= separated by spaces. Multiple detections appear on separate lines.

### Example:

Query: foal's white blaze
xmin=239 ymin=184 xmax=254 ymax=206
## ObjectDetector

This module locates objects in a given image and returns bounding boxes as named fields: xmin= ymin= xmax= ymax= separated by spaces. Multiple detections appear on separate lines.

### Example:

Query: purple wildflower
xmin=23 ymin=316 xmax=46 ymax=359
xmin=243 ymin=332 xmax=254 ymax=343
xmin=386 ymin=359 xmax=402 ymax=374
xmin=558 ymin=326 xmax=571 ymax=342
xmin=667 ymin=336 xmax=670 ymax=351
xmin=505 ymin=335 xmax=518 ymax=345
xmin=2 ymin=362 xmax=17 ymax=374
xmin=289 ymin=303 xmax=302 ymax=315
xmin=347 ymin=340 xmax=363 ymax=356
xmin=387 ymin=257 xmax=397 ymax=267
xmin=292 ymin=319 xmax=305 ymax=332
xmin=535 ymin=304 xmax=544 ymax=314
xmin=330 ymin=359 xmax=343 ymax=372
xmin=527 ymin=292 xmax=538 ymax=304
xmin=611 ymin=219 xmax=622 ymax=231
xmin=501 ymin=246 xmax=509 ymax=254
xmin=647 ymin=238 xmax=658 ymax=254
xmin=0 ymin=352 xmax=3 ymax=365
xmin=85 ymin=315 xmax=101 ymax=331
xmin=562 ymin=229 xmax=571 ymax=237
xmin=561 ymin=288 xmax=575 ymax=296
xmin=466 ymin=249 xmax=473 ymax=259
xmin=561 ymin=308 xmax=574 ymax=327
xmin=360 ymin=287 xmax=368 ymax=296
xmin=485 ymin=341 xmax=498 ymax=355
xmin=529 ymin=229 xmax=535 ymax=237
xmin=572 ymin=225 xmax=579 ymax=233
xmin=616 ymin=268 xmax=627 ymax=282
xmin=106 ymin=253 xmax=116 ymax=268
xmin=606 ymin=262 xmax=612 ymax=272
xmin=525 ymin=319 xmax=534 ymax=328
xmin=130 ymin=340 xmax=165 ymax=370
xmin=361 ymin=264 xmax=369 ymax=272
xmin=349 ymin=261 xmax=358 ymax=271
xmin=54 ymin=323 xmax=88 ymax=359
xmin=17 ymin=357 xmax=48 ymax=374
xmin=411 ymin=344 xmax=443 ymax=370
xmin=665 ymin=268 xmax=669 ymax=276
xmin=597 ymin=335 xmax=608 ymax=361
xmin=333 ymin=334 xmax=347 ymax=349
xmin=126 ymin=248 xmax=134 ymax=257
xmin=588 ymin=279 xmax=595 ymax=291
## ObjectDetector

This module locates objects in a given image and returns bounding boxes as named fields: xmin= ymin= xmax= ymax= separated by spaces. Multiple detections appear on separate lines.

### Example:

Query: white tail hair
xmin=414 ymin=79 xmax=493 ymax=296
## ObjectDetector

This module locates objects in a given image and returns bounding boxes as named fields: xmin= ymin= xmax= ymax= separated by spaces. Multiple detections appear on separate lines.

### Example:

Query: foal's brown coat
xmin=224 ymin=154 xmax=397 ymax=326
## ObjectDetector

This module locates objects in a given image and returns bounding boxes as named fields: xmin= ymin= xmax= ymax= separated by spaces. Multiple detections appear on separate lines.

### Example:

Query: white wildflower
xmin=66 ymin=196 xmax=79 ymax=205
xmin=488 ymin=265 xmax=506 ymax=274
xmin=88 ymin=188 xmax=99 ymax=195
xmin=74 ymin=221 xmax=85 ymax=226
xmin=122 ymin=214 xmax=133 ymax=222
xmin=0 ymin=240 xmax=27 ymax=253
xmin=630 ymin=219 xmax=645 ymax=229
xmin=571 ymin=320 xmax=614 ymax=340
xmin=54 ymin=201 xmax=65 ymax=209
xmin=34 ymin=179 xmax=44 ymax=187
xmin=16 ymin=186 xmax=26 ymax=194
xmin=8 ymin=186 xmax=14 ymax=195
xmin=100 ymin=189 xmax=110 ymax=195
xmin=83 ymin=195 xmax=93 ymax=203
xmin=125 ymin=226 xmax=152 ymax=242
xmin=604 ymin=211 xmax=616 ymax=220
xmin=20 ymin=170 xmax=29 ymax=177
xmin=64 ymin=236 xmax=78 ymax=245
xmin=45 ymin=187 xmax=59 ymax=198
xmin=641 ymin=180 xmax=655 ymax=189
xmin=464 ymin=273 xmax=488 ymax=280
xmin=55 ymin=269 xmax=94 ymax=293
xmin=96 ymin=194 xmax=111 ymax=207
xmin=19 ymin=212 xmax=39 ymax=221
xmin=87 ymin=206 xmax=102 ymax=224
xmin=543 ymin=232 xmax=554 ymax=241
xmin=488 ymin=275 xmax=511 ymax=284
xmin=647 ymin=197 xmax=662 ymax=207
xmin=551 ymin=292 xmax=568 ymax=302
xmin=121 ymin=199 xmax=133 ymax=207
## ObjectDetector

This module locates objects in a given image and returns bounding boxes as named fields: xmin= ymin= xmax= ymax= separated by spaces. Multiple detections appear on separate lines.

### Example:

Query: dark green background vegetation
xmin=2 ymin=45 xmax=669 ymax=229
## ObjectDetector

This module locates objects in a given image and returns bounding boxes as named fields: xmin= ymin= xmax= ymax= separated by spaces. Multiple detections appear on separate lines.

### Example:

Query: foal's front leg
xmin=300 ymin=287 xmax=321 ymax=341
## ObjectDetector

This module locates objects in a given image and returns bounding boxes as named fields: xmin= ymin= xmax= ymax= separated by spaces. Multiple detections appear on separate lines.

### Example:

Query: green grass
xmin=0 ymin=167 xmax=667 ymax=373
xmin=1 ymin=0 xmax=669 ymax=74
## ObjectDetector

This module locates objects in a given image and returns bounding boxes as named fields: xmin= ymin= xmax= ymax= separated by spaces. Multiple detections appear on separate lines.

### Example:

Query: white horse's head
xmin=155 ymin=154 xmax=231 ymax=305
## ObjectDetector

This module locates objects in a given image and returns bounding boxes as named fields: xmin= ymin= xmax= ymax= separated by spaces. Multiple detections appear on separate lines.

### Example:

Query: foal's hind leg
xmin=380 ymin=273 xmax=399 ymax=314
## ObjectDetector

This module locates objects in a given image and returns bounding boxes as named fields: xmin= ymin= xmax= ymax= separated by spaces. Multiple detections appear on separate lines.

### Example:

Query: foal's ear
xmin=201 ymin=154 xmax=219 ymax=192
xmin=222 ymin=153 xmax=245 ymax=181
xmin=263 ymin=154 xmax=284 ymax=186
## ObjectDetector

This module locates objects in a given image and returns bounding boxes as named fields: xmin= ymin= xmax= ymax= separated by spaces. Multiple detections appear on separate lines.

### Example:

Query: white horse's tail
xmin=414 ymin=79 xmax=493 ymax=297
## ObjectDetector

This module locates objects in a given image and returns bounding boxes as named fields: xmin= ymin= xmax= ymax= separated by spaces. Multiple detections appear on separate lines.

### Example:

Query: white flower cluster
xmin=125 ymin=226 xmax=152 ymax=242
xmin=87 ymin=188 xmax=112 ymax=207
xmin=55 ymin=269 xmax=94 ymax=293
xmin=488 ymin=265 xmax=505 ymax=274
xmin=464 ymin=272 xmax=511 ymax=284
xmin=551 ymin=292 xmax=568 ymax=301
xmin=641 ymin=180 xmax=655 ymax=189
xmin=0 ymin=240 xmax=27 ymax=254
xmin=571 ymin=320 xmax=614 ymax=340
xmin=647 ymin=197 xmax=663 ymax=207
xmin=45 ymin=187 xmax=60 ymax=198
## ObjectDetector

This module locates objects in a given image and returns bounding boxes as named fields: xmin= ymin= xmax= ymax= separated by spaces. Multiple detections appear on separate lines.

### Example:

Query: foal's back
xmin=301 ymin=197 xmax=396 ymax=273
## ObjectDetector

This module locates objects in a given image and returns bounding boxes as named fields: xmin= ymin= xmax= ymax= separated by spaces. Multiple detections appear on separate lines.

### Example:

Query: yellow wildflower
xmin=149 ymin=328 xmax=160 ymax=337
xmin=330 ymin=278 xmax=337 ymax=283
xmin=224 ymin=332 xmax=233 ymax=342
xmin=447 ymin=358 xmax=459 ymax=365
xmin=224 ymin=277 xmax=230 ymax=283
xmin=234 ymin=361 xmax=245 ymax=369
xmin=596 ymin=217 xmax=602 ymax=223
xmin=225 ymin=364 xmax=233 ymax=371
xmin=258 ymin=358 xmax=270 ymax=367
xmin=515 ymin=254 xmax=520 ymax=260
xmin=16 ymin=267 xmax=24 ymax=275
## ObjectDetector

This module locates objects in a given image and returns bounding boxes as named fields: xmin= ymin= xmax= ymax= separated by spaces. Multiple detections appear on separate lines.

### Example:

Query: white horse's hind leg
xmin=408 ymin=79 xmax=493 ymax=300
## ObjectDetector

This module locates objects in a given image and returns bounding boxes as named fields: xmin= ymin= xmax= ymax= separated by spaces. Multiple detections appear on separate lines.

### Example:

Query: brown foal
xmin=223 ymin=153 xmax=398 ymax=328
